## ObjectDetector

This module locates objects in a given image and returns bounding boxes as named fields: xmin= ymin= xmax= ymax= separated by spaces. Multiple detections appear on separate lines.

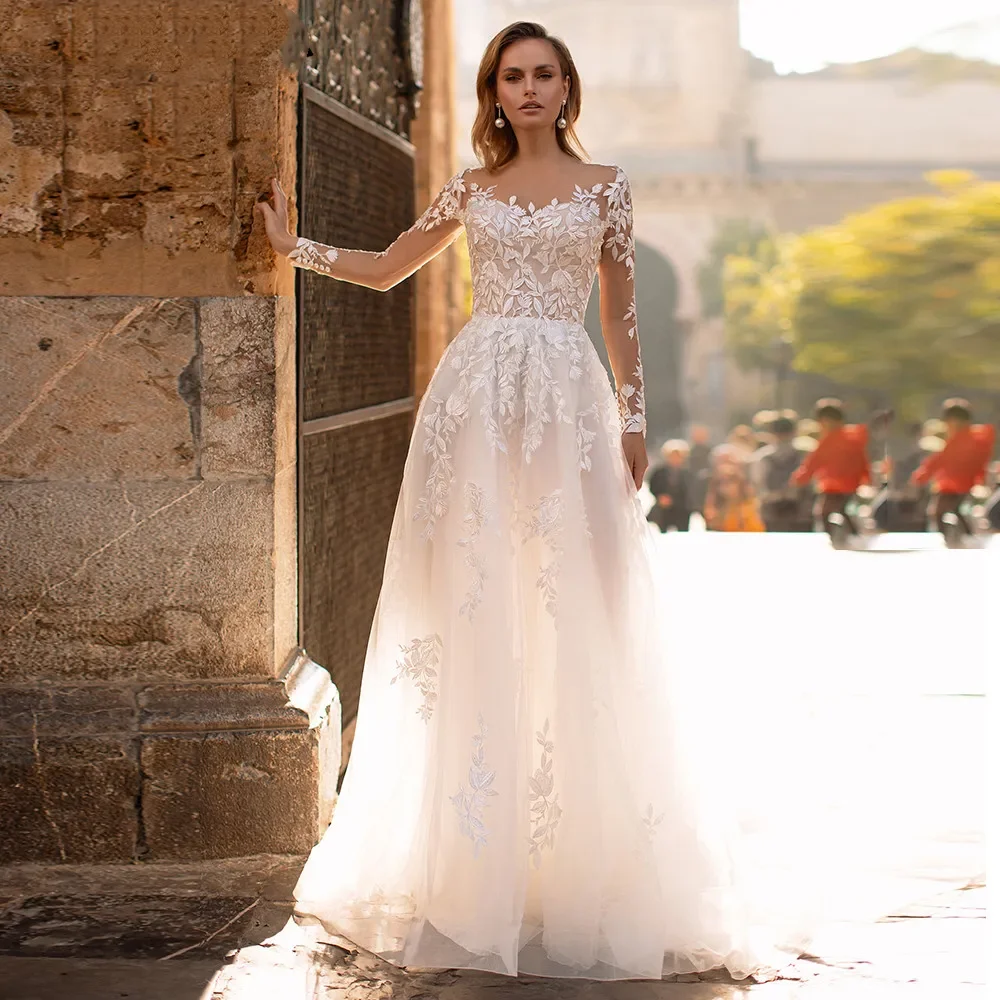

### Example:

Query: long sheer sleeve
xmin=598 ymin=167 xmax=646 ymax=436
xmin=286 ymin=169 xmax=468 ymax=292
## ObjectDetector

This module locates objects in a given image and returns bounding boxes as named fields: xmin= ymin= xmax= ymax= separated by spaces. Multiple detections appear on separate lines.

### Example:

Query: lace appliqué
xmin=451 ymin=714 xmax=497 ymax=855
xmin=642 ymin=803 xmax=665 ymax=838
xmin=576 ymin=402 xmax=599 ymax=472
xmin=391 ymin=634 xmax=442 ymax=722
xmin=458 ymin=483 xmax=490 ymax=621
xmin=412 ymin=322 xmax=588 ymax=539
xmin=521 ymin=490 xmax=564 ymax=618
xmin=602 ymin=169 xmax=646 ymax=436
xmin=288 ymin=237 xmax=339 ymax=274
xmin=464 ymin=182 xmax=606 ymax=325
xmin=529 ymin=719 xmax=561 ymax=866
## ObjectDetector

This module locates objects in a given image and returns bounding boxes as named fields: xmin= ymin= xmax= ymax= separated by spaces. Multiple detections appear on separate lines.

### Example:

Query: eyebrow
xmin=501 ymin=64 xmax=557 ymax=73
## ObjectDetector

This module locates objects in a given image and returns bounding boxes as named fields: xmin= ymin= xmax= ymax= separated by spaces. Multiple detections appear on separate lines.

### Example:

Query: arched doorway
xmin=584 ymin=240 xmax=683 ymax=444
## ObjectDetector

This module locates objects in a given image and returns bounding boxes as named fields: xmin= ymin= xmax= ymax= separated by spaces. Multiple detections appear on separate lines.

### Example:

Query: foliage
xmin=697 ymin=218 xmax=772 ymax=320
xmin=721 ymin=172 xmax=1000 ymax=418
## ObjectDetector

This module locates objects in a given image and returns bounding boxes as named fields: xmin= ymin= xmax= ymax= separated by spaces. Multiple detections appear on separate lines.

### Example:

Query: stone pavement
xmin=0 ymin=856 xmax=986 ymax=999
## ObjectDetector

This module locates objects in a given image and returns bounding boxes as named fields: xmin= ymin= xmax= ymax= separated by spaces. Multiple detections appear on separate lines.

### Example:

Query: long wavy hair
xmin=472 ymin=21 xmax=588 ymax=173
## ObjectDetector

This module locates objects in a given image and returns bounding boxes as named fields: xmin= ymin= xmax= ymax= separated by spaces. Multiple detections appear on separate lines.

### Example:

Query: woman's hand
xmin=622 ymin=432 xmax=648 ymax=491
xmin=254 ymin=178 xmax=297 ymax=257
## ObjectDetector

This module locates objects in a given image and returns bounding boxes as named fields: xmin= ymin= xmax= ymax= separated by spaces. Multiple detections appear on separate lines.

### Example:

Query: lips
xmin=520 ymin=103 xmax=542 ymax=110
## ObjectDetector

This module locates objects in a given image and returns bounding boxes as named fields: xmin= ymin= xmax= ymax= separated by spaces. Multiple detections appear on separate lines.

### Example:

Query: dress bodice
xmin=462 ymin=184 xmax=610 ymax=326
xmin=285 ymin=163 xmax=646 ymax=435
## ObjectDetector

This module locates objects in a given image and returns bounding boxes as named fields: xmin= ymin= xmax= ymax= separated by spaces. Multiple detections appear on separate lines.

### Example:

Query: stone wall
xmin=0 ymin=0 xmax=326 ymax=864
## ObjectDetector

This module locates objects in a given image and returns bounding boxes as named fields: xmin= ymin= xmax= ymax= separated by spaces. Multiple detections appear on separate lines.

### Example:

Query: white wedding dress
xmin=284 ymin=165 xmax=807 ymax=980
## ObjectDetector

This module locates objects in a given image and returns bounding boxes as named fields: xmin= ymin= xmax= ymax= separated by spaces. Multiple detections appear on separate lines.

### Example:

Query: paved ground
xmin=1 ymin=536 xmax=990 ymax=999
xmin=0 ymin=856 xmax=986 ymax=1000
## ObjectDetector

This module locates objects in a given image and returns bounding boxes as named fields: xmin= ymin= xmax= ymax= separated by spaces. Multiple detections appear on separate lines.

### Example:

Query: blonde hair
xmin=472 ymin=22 xmax=588 ymax=172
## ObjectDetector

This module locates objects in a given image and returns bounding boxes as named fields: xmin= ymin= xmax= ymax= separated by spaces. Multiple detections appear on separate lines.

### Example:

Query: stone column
xmin=0 ymin=0 xmax=338 ymax=862
xmin=412 ymin=0 xmax=463 ymax=402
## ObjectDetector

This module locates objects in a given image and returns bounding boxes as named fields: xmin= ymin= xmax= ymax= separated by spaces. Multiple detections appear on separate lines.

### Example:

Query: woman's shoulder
xmin=461 ymin=165 xmax=494 ymax=188
xmin=586 ymin=162 xmax=629 ymax=186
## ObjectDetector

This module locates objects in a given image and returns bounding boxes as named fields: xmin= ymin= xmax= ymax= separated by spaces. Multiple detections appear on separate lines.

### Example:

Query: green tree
xmin=722 ymin=172 xmax=1000 ymax=417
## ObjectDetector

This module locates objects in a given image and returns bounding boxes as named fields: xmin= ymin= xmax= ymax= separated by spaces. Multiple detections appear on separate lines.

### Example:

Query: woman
xmin=256 ymin=21 xmax=798 ymax=982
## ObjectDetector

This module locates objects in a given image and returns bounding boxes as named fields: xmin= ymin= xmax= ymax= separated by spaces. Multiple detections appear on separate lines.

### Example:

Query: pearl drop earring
xmin=494 ymin=102 xmax=505 ymax=128
xmin=557 ymin=100 xmax=567 ymax=129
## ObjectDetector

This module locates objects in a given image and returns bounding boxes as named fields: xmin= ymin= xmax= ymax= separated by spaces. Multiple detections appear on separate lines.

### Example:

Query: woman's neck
xmin=509 ymin=128 xmax=566 ymax=166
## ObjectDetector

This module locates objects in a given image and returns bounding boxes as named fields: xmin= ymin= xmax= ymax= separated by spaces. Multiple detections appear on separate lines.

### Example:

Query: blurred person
xmin=911 ymin=399 xmax=996 ymax=539
xmin=646 ymin=439 xmax=693 ymax=532
xmin=687 ymin=424 xmax=713 ymax=512
xmin=866 ymin=408 xmax=894 ymax=531
xmin=750 ymin=416 xmax=812 ymax=531
xmin=793 ymin=417 xmax=820 ymax=455
xmin=790 ymin=398 xmax=871 ymax=536
xmin=983 ymin=460 xmax=1000 ymax=532
xmin=884 ymin=421 xmax=932 ymax=531
xmin=727 ymin=423 xmax=759 ymax=461
xmin=751 ymin=409 xmax=778 ymax=448
xmin=703 ymin=465 xmax=765 ymax=532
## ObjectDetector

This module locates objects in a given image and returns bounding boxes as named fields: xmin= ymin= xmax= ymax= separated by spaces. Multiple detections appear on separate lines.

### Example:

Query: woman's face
xmin=495 ymin=39 xmax=569 ymax=132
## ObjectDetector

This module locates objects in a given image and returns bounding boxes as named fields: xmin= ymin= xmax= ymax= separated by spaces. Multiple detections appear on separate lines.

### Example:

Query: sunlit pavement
xmin=0 ymin=533 xmax=990 ymax=998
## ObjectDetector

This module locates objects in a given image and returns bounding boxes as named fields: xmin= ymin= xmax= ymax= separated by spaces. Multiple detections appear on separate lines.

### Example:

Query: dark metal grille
xmin=299 ymin=415 xmax=412 ymax=723
xmin=297 ymin=85 xmax=417 ymax=727
xmin=299 ymin=90 xmax=415 ymax=421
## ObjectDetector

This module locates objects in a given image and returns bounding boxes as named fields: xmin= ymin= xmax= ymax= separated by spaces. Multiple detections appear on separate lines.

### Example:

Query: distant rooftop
xmin=750 ymin=47 xmax=1000 ymax=84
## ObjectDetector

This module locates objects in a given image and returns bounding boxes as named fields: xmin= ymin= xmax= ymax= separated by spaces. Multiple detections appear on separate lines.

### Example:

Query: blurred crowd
xmin=645 ymin=397 xmax=999 ymax=538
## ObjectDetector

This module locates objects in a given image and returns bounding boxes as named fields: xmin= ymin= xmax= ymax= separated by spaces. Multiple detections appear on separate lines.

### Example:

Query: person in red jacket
xmin=911 ymin=398 xmax=996 ymax=535
xmin=789 ymin=398 xmax=871 ymax=534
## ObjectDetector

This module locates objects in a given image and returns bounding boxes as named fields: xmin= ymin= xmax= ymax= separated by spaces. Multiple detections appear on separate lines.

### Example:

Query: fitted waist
xmin=469 ymin=312 xmax=587 ymax=328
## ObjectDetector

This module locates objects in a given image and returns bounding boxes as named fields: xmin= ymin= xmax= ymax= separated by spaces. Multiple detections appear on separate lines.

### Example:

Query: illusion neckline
xmin=466 ymin=180 xmax=609 ymax=217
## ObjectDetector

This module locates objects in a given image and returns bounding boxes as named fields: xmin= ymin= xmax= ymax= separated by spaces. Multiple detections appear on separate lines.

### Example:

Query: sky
xmin=740 ymin=0 xmax=1000 ymax=74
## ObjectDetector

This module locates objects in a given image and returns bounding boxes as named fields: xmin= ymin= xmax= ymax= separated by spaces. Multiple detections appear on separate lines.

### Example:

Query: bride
xmin=255 ymin=20 xmax=803 ymax=982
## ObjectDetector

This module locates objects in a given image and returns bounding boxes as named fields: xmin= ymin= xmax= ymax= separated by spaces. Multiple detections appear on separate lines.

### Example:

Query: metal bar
xmin=302 ymin=84 xmax=416 ymax=158
xmin=302 ymin=396 xmax=416 ymax=436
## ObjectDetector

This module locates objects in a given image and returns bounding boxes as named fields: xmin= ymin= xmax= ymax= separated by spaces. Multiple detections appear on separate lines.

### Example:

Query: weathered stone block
xmin=141 ymin=731 xmax=321 ymax=859
xmin=0 ymin=296 xmax=196 ymax=481
xmin=0 ymin=735 xmax=139 ymax=863
xmin=0 ymin=481 xmax=274 ymax=683
xmin=199 ymin=296 xmax=278 ymax=478
xmin=0 ymin=686 xmax=137 ymax=738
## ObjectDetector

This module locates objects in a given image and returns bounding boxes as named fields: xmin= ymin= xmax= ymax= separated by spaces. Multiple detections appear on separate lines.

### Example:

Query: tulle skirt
xmin=291 ymin=315 xmax=982 ymax=979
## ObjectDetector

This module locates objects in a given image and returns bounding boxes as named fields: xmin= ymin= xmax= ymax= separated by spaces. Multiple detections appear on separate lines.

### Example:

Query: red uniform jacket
xmin=790 ymin=424 xmax=871 ymax=494
xmin=912 ymin=424 xmax=995 ymax=495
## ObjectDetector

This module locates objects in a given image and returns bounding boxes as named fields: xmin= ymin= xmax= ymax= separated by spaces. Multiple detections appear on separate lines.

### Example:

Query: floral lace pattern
xmin=458 ymin=482 xmax=490 ymax=621
xmin=288 ymin=238 xmax=339 ymax=272
xmin=412 ymin=316 xmax=596 ymax=540
xmin=451 ymin=714 xmax=497 ymax=855
xmin=520 ymin=490 xmax=565 ymax=618
xmin=529 ymin=719 xmax=561 ymax=866
xmin=390 ymin=634 xmax=442 ymax=722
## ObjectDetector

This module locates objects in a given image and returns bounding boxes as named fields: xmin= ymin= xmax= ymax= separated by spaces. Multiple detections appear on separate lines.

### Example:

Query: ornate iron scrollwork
xmin=299 ymin=0 xmax=417 ymax=137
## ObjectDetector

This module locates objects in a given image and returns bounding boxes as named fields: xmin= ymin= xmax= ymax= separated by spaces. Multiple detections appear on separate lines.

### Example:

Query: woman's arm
xmin=597 ymin=167 xmax=645 ymax=438
xmin=255 ymin=172 xmax=468 ymax=292
xmin=598 ymin=167 xmax=648 ymax=491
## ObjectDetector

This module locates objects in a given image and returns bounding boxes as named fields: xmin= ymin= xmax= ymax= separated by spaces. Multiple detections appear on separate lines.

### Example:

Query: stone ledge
xmin=0 ymin=679 xmax=312 ymax=738
xmin=138 ymin=680 xmax=310 ymax=733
